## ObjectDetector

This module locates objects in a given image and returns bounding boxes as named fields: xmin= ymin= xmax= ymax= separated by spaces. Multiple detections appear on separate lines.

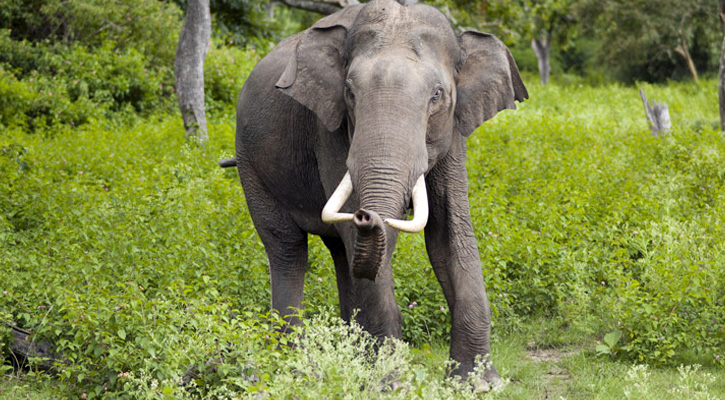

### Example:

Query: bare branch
xmin=277 ymin=0 xmax=351 ymax=15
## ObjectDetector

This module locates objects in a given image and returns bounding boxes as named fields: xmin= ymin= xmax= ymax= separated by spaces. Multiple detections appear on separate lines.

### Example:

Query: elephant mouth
xmin=321 ymin=171 xmax=428 ymax=280
xmin=321 ymin=171 xmax=429 ymax=233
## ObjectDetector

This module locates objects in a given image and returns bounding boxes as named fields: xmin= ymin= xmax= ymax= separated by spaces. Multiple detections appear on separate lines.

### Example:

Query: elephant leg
xmin=320 ymin=235 xmax=354 ymax=322
xmin=331 ymin=224 xmax=402 ymax=339
xmin=351 ymin=273 xmax=403 ymax=339
xmin=239 ymin=168 xmax=308 ymax=329
xmin=423 ymin=135 xmax=500 ymax=388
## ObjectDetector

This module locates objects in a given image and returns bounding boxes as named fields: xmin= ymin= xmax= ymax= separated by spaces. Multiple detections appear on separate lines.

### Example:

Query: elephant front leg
xmin=240 ymin=169 xmax=308 ymax=329
xmin=423 ymin=137 xmax=500 ymax=390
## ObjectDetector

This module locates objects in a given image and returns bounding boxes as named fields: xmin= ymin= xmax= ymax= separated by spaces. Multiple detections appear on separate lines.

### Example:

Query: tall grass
xmin=1 ymin=78 xmax=724 ymax=397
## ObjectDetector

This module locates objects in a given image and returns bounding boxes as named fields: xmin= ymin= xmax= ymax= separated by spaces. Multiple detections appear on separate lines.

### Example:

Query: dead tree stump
xmin=639 ymin=88 xmax=671 ymax=135
xmin=8 ymin=326 xmax=58 ymax=370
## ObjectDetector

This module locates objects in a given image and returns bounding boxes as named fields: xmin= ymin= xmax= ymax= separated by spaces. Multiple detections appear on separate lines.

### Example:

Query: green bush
xmin=0 ymin=0 xmax=184 ymax=129
xmin=0 ymin=29 xmax=263 ymax=130
xmin=467 ymin=80 xmax=725 ymax=365
xmin=0 ymin=33 xmax=177 ymax=129
xmin=1 ymin=58 xmax=724 ymax=398
xmin=0 ymin=0 xmax=181 ymax=66
xmin=204 ymin=43 xmax=261 ymax=114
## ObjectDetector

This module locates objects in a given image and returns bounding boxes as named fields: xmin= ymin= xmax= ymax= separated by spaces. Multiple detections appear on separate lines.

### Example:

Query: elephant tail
xmin=218 ymin=158 xmax=237 ymax=168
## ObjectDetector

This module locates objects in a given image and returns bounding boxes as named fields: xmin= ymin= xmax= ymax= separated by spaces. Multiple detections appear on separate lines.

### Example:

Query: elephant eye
xmin=344 ymin=82 xmax=355 ymax=105
xmin=431 ymin=87 xmax=443 ymax=102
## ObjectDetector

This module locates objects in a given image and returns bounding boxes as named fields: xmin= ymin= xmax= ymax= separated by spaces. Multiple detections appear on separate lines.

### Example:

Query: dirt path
xmin=527 ymin=346 xmax=578 ymax=399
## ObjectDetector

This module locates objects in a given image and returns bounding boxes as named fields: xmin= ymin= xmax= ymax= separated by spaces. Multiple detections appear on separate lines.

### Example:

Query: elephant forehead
xmin=354 ymin=0 xmax=408 ymax=28
xmin=347 ymin=5 xmax=458 ymax=66
xmin=348 ymin=53 xmax=432 ymax=91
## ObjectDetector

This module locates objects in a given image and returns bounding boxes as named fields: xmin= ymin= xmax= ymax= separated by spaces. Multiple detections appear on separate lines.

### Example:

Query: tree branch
xmin=277 ymin=0 xmax=352 ymax=15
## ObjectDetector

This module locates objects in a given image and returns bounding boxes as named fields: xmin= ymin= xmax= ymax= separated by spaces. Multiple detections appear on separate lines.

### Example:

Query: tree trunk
xmin=531 ymin=34 xmax=551 ymax=85
xmin=720 ymin=36 xmax=725 ymax=131
xmin=175 ymin=0 xmax=211 ymax=144
xmin=674 ymin=40 xmax=698 ymax=82
xmin=720 ymin=1 xmax=725 ymax=131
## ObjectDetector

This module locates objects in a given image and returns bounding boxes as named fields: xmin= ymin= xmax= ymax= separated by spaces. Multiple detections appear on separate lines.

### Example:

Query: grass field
xmin=1 ymin=77 xmax=724 ymax=398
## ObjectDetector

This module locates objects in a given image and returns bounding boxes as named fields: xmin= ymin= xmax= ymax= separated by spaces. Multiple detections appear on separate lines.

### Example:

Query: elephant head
xmin=276 ymin=0 xmax=527 ymax=280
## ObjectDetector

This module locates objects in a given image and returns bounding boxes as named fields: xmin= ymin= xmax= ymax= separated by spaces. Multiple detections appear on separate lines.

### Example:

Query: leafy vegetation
xmin=1 ymin=0 xmax=725 ymax=398
xmin=574 ymin=0 xmax=719 ymax=82
xmin=449 ymin=0 xmax=721 ymax=83
xmin=2 ymin=61 xmax=724 ymax=396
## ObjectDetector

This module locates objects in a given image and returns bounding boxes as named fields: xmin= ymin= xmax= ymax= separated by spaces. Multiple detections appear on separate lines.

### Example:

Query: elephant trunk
xmin=321 ymin=171 xmax=427 ymax=281
xmin=351 ymin=209 xmax=386 ymax=280
xmin=322 ymin=106 xmax=430 ymax=280
xmin=349 ymin=164 xmax=419 ymax=281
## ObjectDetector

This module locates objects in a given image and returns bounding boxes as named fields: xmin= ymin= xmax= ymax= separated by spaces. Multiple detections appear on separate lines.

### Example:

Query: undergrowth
xmin=1 ymin=43 xmax=724 ymax=396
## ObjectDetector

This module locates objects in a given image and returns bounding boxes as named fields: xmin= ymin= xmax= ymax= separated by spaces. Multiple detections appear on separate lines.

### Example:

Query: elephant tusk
xmin=384 ymin=174 xmax=428 ymax=233
xmin=321 ymin=171 xmax=355 ymax=224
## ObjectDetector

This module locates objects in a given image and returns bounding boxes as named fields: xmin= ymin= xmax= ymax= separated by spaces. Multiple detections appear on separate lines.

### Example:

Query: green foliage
xmin=1 ymin=114 xmax=272 ymax=396
xmin=486 ymin=0 xmax=579 ymax=45
xmin=203 ymin=42 xmax=261 ymax=113
xmin=595 ymin=330 xmax=622 ymax=357
xmin=0 ymin=0 xmax=182 ymax=65
xmin=467 ymin=80 xmax=725 ymax=365
xmin=0 ymin=30 xmax=261 ymax=129
xmin=172 ymin=0 xmax=318 ymax=49
xmin=574 ymin=0 xmax=720 ymax=82
xmin=0 ymin=41 xmax=171 ymax=129
xmin=0 ymin=36 xmax=177 ymax=129
xmin=0 ymin=0 xmax=189 ymax=129
xmin=1 ymin=17 xmax=724 ymax=394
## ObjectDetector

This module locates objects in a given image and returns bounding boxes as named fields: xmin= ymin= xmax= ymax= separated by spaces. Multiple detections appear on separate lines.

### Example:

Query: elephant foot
xmin=452 ymin=358 xmax=503 ymax=393
xmin=375 ymin=372 xmax=406 ymax=393
xmin=472 ymin=366 xmax=502 ymax=393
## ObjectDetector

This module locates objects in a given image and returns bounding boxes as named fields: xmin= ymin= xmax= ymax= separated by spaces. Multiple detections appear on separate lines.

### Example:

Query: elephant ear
xmin=454 ymin=31 xmax=528 ymax=137
xmin=276 ymin=5 xmax=363 ymax=132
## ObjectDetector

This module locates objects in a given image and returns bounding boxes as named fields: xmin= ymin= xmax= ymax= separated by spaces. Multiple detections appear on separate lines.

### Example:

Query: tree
xmin=576 ymin=0 xmax=718 ymax=82
xmin=175 ymin=0 xmax=212 ymax=144
xmin=720 ymin=0 xmax=725 ymax=130
xmin=485 ymin=0 xmax=578 ymax=85
xmin=0 ymin=0 xmax=181 ymax=65
xmin=173 ymin=0 xmax=354 ymax=144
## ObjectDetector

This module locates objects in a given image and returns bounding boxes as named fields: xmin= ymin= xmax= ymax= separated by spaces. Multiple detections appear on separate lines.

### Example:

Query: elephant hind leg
xmin=320 ymin=235 xmax=353 ymax=322
xmin=240 ymin=168 xmax=308 ymax=329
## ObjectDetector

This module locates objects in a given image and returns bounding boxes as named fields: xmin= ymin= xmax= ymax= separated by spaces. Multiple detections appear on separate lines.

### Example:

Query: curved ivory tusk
xmin=384 ymin=174 xmax=428 ymax=233
xmin=321 ymin=171 xmax=355 ymax=224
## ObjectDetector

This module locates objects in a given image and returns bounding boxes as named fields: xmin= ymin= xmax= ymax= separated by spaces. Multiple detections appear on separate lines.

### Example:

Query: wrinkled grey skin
xmin=234 ymin=0 xmax=527 ymax=385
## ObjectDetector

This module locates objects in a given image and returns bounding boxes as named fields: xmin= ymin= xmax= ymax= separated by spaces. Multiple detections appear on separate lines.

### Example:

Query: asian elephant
xmin=227 ymin=0 xmax=527 ymax=387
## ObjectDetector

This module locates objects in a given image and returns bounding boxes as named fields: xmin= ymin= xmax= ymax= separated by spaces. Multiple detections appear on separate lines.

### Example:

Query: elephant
xmin=225 ymin=0 xmax=527 ymax=388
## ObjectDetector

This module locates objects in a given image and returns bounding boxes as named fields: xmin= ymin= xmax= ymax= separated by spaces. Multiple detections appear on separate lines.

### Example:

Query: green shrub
xmin=0 ymin=29 xmax=262 ymax=130
xmin=0 ymin=0 xmax=183 ymax=129
xmin=2 ymin=63 xmax=724 ymax=398
xmin=0 ymin=0 xmax=181 ymax=66
xmin=0 ymin=33 xmax=177 ymax=129
xmin=467 ymin=81 xmax=725 ymax=364
xmin=204 ymin=43 xmax=261 ymax=114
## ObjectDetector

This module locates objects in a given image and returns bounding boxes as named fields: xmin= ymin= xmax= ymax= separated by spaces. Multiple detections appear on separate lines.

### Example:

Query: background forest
xmin=1 ymin=0 xmax=724 ymax=399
